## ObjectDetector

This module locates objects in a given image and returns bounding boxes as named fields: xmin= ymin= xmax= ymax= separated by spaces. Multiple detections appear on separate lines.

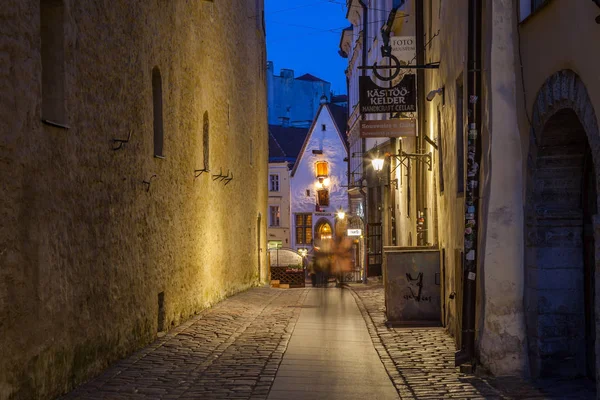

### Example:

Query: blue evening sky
xmin=265 ymin=0 xmax=350 ymax=95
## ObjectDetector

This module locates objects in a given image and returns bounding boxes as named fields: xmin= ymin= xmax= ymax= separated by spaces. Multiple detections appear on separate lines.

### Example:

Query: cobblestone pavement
xmin=61 ymin=287 xmax=309 ymax=400
xmin=347 ymin=282 xmax=596 ymax=400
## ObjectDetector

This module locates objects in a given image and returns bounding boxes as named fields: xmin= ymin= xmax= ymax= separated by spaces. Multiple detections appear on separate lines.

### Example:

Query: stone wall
xmin=0 ymin=1 xmax=268 ymax=399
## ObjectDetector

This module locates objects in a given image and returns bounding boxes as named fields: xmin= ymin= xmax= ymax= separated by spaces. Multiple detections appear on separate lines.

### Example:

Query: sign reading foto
xmin=347 ymin=229 xmax=362 ymax=237
xmin=360 ymin=119 xmax=416 ymax=138
xmin=359 ymin=74 xmax=416 ymax=114
xmin=391 ymin=36 xmax=416 ymax=64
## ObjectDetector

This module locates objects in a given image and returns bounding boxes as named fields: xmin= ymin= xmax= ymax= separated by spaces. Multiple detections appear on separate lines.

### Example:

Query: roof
xmin=328 ymin=103 xmax=348 ymax=139
xmin=268 ymin=125 xmax=310 ymax=162
xmin=296 ymin=73 xmax=329 ymax=83
xmin=290 ymin=104 xmax=349 ymax=177
xmin=331 ymin=94 xmax=348 ymax=104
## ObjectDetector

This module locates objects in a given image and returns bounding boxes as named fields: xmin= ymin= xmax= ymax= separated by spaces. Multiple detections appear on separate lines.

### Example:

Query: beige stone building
xmin=0 ymin=1 xmax=267 ymax=399
xmin=423 ymin=0 xmax=600 ymax=385
xmin=342 ymin=0 xmax=600 ymax=388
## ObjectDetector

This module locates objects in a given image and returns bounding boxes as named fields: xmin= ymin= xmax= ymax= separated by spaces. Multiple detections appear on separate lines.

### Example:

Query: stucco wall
xmin=0 ymin=1 xmax=268 ymax=399
xmin=424 ymin=0 xmax=469 ymax=341
xmin=423 ymin=0 xmax=528 ymax=375
xmin=290 ymin=106 xmax=349 ymax=248
xmin=268 ymin=163 xmax=292 ymax=247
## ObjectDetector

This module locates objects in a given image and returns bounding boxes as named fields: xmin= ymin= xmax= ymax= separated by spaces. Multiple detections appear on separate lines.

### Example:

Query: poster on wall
xmin=359 ymin=74 xmax=416 ymax=114
xmin=391 ymin=36 xmax=416 ymax=64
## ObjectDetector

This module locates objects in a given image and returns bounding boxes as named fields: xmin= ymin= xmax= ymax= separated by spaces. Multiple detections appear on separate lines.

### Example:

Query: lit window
xmin=270 ymin=206 xmax=280 ymax=227
xmin=295 ymin=213 xmax=313 ymax=245
xmin=315 ymin=161 xmax=329 ymax=178
xmin=317 ymin=189 xmax=330 ymax=207
xmin=269 ymin=174 xmax=279 ymax=192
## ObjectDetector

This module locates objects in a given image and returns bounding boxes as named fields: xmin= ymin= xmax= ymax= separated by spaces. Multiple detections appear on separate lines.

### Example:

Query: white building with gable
xmin=290 ymin=100 xmax=348 ymax=253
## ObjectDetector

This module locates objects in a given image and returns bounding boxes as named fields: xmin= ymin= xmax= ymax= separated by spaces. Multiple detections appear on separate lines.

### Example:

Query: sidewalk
xmin=267 ymin=288 xmax=397 ymax=399
xmin=346 ymin=282 xmax=596 ymax=400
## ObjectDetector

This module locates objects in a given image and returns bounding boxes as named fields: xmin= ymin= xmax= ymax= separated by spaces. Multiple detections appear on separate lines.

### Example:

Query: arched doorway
xmin=525 ymin=70 xmax=600 ymax=380
xmin=314 ymin=219 xmax=333 ymax=241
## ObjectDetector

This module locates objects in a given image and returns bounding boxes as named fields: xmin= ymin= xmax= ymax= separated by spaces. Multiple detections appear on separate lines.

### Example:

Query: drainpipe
xmin=359 ymin=0 xmax=369 ymax=283
xmin=415 ymin=0 xmax=425 ymax=246
xmin=455 ymin=0 xmax=482 ymax=368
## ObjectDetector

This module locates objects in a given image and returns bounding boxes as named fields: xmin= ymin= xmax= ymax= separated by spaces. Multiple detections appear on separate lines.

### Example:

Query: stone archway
xmin=525 ymin=70 xmax=600 ymax=380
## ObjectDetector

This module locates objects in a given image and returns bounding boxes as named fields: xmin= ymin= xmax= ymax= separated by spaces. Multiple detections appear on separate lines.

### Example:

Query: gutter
xmin=455 ymin=0 xmax=482 ymax=369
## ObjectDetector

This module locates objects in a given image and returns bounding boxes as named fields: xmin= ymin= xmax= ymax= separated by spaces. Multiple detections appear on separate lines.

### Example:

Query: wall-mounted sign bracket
xmin=390 ymin=151 xmax=432 ymax=175
xmin=358 ymin=62 xmax=440 ymax=71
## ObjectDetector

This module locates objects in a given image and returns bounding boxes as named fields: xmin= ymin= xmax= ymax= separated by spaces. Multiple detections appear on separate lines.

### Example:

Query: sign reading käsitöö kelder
xmin=359 ymin=74 xmax=416 ymax=114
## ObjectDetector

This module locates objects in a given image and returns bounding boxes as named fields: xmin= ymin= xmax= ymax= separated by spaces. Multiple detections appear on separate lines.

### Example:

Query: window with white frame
xmin=269 ymin=206 xmax=280 ymax=227
xmin=269 ymin=174 xmax=279 ymax=192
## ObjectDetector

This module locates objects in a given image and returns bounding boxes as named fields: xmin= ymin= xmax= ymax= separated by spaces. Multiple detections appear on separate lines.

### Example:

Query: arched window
xmin=203 ymin=111 xmax=209 ymax=170
xmin=41 ymin=0 xmax=66 ymax=125
xmin=152 ymin=67 xmax=164 ymax=157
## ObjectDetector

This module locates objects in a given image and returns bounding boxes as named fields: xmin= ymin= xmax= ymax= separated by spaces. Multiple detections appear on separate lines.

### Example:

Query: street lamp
xmin=371 ymin=145 xmax=384 ymax=172
xmin=371 ymin=156 xmax=384 ymax=172
xmin=336 ymin=209 xmax=346 ymax=220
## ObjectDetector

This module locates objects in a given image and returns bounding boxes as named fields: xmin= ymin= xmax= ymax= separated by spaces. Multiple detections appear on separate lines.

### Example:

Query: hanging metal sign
xmin=359 ymin=74 xmax=416 ymax=114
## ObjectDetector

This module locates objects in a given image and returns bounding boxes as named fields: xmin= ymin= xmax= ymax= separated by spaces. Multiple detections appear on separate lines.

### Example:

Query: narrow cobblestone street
xmin=60 ymin=284 xmax=596 ymax=400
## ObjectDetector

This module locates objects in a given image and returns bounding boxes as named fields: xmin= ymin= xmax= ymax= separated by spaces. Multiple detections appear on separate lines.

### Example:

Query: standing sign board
xmin=359 ymin=74 xmax=416 ymax=114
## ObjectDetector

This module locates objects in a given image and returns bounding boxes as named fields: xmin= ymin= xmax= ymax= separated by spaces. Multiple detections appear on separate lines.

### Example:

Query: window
xmin=438 ymin=108 xmax=444 ymax=193
xmin=321 ymin=124 xmax=326 ymax=131
xmin=306 ymin=189 xmax=311 ymax=197
xmin=269 ymin=174 xmax=280 ymax=192
xmin=203 ymin=111 xmax=209 ymax=170
xmin=152 ymin=67 xmax=164 ymax=157
xmin=317 ymin=189 xmax=330 ymax=207
xmin=456 ymin=75 xmax=464 ymax=194
xmin=295 ymin=213 xmax=313 ymax=245
xmin=519 ymin=0 xmax=549 ymax=21
xmin=269 ymin=206 xmax=280 ymax=227
xmin=315 ymin=161 xmax=329 ymax=178
xmin=41 ymin=0 xmax=66 ymax=125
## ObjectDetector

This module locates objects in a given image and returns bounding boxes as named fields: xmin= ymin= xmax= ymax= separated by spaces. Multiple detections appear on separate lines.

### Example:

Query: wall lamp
xmin=426 ymin=87 xmax=444 ymax=102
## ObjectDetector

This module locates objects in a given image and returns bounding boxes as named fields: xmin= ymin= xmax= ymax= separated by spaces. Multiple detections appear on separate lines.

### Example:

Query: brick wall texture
xmin=0 ymin=1 xmax=268 ymax=399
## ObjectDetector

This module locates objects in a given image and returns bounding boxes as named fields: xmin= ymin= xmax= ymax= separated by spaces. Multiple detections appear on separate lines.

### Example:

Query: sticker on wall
xmin=468 ymin=272 xmax=476 ymax=280
xmin=465 ymin=239 xmax=473 ymax=249
xmin=468 ymin=129 xmax=478 ymax=140
xmin=465 ymin=227 xmax=473 ymax=235
xmin=467 ymin=206 xmax=476 ymax=213
xmin=467 ymin=162 xmax=479 ymax=177
xmin=465 ymin=213 xmax=474 ymax=220
xmin=469 ymin=95 xmax=478 ymax=104
xmin=466 ymin=250 xmax=475 ymax=260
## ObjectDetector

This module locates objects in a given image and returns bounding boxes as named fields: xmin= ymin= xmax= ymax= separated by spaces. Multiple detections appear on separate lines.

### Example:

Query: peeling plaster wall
xmin=423 ymin=0 xmax=529 ymax=375
xmin=476 ymin=0 xmax=528 ymax=376
xmin=0 ymin=1 xmax=268 ymax=399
